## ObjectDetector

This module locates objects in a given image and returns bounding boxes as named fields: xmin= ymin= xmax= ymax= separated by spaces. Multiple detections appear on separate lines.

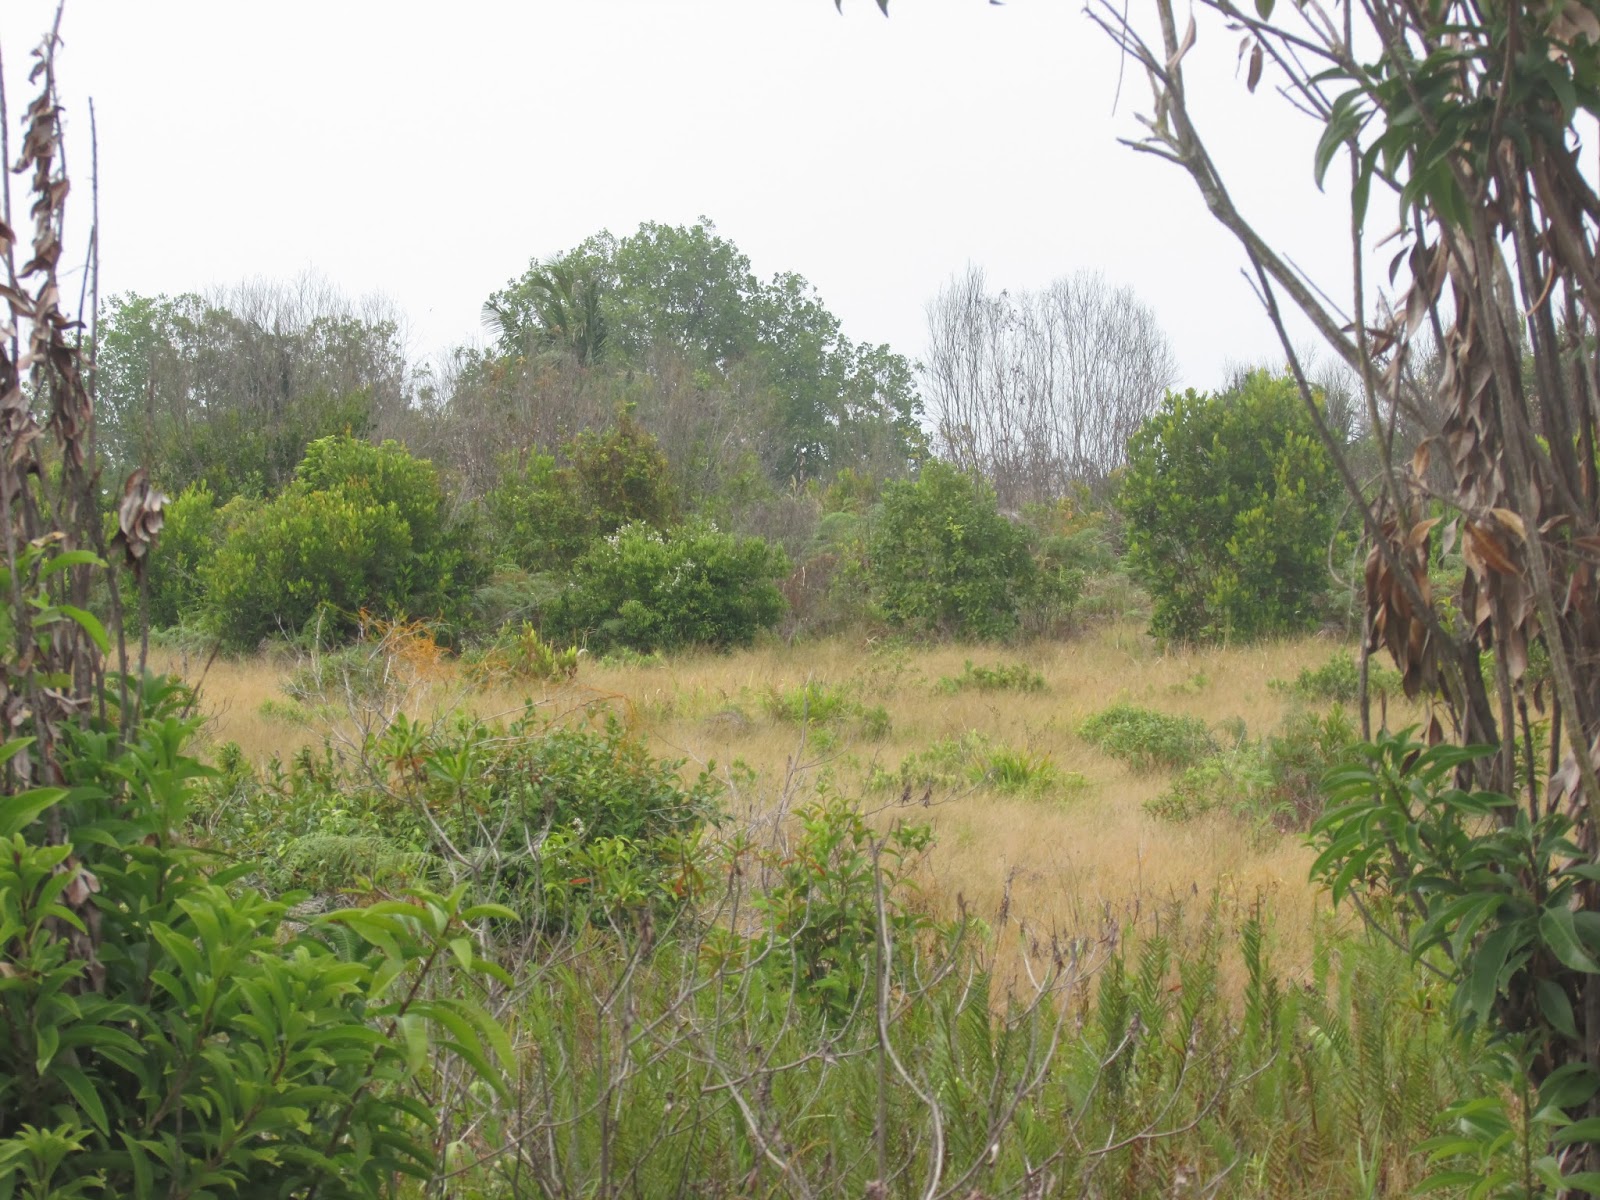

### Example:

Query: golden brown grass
xmin=157 ymin=623 xmax=1367 ymax=982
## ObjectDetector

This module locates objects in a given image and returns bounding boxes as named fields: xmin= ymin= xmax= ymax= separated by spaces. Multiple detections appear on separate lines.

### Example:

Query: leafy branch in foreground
xmin=1089 ymin=0 xmax=1600 ymax=1178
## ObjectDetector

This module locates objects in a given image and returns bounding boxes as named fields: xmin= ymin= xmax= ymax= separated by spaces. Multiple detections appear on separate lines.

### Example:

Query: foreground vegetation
xmin=139 ymin=623 xmax=1481 ymax=1198
xmin=12 ymin=0 xmax=1600 ymax=1183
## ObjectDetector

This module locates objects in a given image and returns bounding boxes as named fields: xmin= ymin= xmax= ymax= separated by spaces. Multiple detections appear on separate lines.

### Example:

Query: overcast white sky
xmin=5 ymin=0 xmax=1352 ymax=391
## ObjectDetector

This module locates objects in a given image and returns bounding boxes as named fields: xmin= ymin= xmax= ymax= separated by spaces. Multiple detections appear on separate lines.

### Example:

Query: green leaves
xmin=1120 ymin=371 xmax=1346 ymax=643
xmin=869 ymin=461 xmax=1039 ymax=640
xmin=545 ymin=519 xmax=789 ymax=653
xmin=2 ymin=699 xmax=517 ymax=1198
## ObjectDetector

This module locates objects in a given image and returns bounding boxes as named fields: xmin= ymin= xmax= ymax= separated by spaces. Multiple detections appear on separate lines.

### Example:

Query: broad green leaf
xmin=1538 ymin=978 xmax=1580 ymax=1041
xmin=1541 ymin=905 xmax=1600 ymax=973
xmin=57 ymin=605 xmax=109 ymax=654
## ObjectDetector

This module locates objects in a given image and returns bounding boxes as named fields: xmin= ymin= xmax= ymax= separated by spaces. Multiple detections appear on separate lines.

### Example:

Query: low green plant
xmin=764 ymin=680 xmax=891 ymax=741
xmin=1143 ymin=745 xmax=1273 ymax=822
xmin=765 ymin=679 xmax=858 ymax=725
xmin=1143 ymin=706 xmax=1355 ymax=827
xmin=936 ymin=659 xmax=1048 ymax=695
xmin=868 ymin=731 xmax=1073 ymax=798
xmin=1263 ymin=705 xmax=1356 ymax=827
xmin=595 ymin=645 xmax=667 ymax=670
xmin=1274 ymin=649 xmax=1402 ymax=704
xmin=982 ymin=745 xmax=1075 ymax=796
xmin=464 ymin=621 xmax=580 ymax=684
xmin=747 ymin=797 xmax=938 ymax=1020
xmin=1079 ymin=703 xmax=1217 ymax=771
xmin=869 ymin=730 xmax=993 ymax=795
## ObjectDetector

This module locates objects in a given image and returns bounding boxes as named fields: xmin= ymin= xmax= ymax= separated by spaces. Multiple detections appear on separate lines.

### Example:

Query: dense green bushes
xmin=869 ymin=461 xmax=1055 ymax=639
xmin=203 ymin=436 xmax=480 ymax=647
xmin=545 ymin=519 xmax=789 ymax=652
xmin=483 ymin=411 xmax=679 ymax=573
xmin=1119 ymin=370 xmax=1346 ymax=642
xmin=145 ymin=482 xmax=221 ymax=628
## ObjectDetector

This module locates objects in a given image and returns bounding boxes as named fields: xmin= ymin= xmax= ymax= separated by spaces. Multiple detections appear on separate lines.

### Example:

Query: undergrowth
xmin=1079 ymin=702 xmax=1217 ymax=771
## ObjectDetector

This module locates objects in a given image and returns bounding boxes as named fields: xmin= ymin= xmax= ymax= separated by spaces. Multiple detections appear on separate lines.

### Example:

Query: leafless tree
xmin=924 ymin=265 xmax=1177 ymax=508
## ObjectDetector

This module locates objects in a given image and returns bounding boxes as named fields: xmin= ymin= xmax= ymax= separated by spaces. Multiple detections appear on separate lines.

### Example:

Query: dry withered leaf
xmin=111 ymin=468 xmax=166 ymax=566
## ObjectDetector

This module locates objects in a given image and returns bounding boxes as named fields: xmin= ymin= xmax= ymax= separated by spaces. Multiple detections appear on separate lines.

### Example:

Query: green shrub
xmin=203 ymin=437 xmax=482 ymax=648
xmin=1274 ymin=649 xmax=1402 ymax=704
xmin=763 ymin=680 xmax=891 ymax=742
xmin=1078 ymin=703 xmax=1217 ymax=771
xmin=569 ymin=408 xmax=678 ymax=530
xmin=482 ymin=453 xmax=596 ymax=572
xmin=1143 ymin=706 xmax=1355 ymax=828
xmin=869 ymin=731 xmax=1074 ymax=798
xmin=145 ymin=482 xmax=220 ymax=628
xmin=1119 ymin=370 xmax=1346 ymax=643
xmin=748 ymin=798 xmax=937 ymax=1021
xmin=982 ymin=745 xmax=1074 ymax=796
xmin=765 ymin=679 xmax=858 ymax=725
xmin=869 ymin=731 xmax=993 ymax=795
xmin=937 ymin=659 xmax=1048 ymax=695
xmin=483 ymin=415 xmax=677 ymax=574
xmin=545 ymin=520 xmax=789 ymax=653
xmin=869 ymin=461 xmax=1038 ymax=640
xmin=1143 ymin=746 xmax=1273 ymax=822
xmin=1263 ymin=705 xmax=1356 ymax=828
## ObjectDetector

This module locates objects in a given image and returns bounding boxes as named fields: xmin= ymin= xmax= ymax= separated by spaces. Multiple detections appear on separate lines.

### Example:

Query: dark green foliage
xmin=1078 ymin=703 xmax=1217 ymax=771
xmin=482 ymin=414 xmax=677 ymax=574
xmin=201 ymin=684 xmax=720 ymax=934
xmin=1311 ymin=727 xmax=1600 ymax=1179
xmin=1119 ymin=370 xmax=1346 ymax=642
xmin=545 ymin=520 xmax=788 ymax=653
xmin=203 ymin=436 xmax=481 ymax=647
xmin=747 ymin=798 xmax=936 ymax=1020
xmin=0 ymin=684 xmax=512 ymax=1199
xmin=443 ymin=715 xmax=720 ymax=927
xmin=568 ymin=409 xmax=678 ymax=530
xmin=1264 ymin=705 xmax=1356 ymax=826
xmin=869 ymin=461 xmax=1038 ymax=639
xmin=482 ymin=453 xmax=596 ymax=572
xmin=144 ymin=482 xmax=220 ymax=629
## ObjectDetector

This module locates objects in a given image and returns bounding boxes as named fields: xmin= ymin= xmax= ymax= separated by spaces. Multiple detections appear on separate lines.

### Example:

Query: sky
xmin=3 ymin=0 xmax=1355 ymax=392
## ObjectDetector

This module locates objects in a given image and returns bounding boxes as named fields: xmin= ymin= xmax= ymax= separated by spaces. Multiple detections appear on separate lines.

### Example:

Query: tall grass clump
xmin=937 ymin=658 xmax=1049 ymax=694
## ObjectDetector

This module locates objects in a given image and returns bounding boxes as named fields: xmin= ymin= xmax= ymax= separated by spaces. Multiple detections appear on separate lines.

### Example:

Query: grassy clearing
xmin=156 ymin=622 xmax=1361 ymax=987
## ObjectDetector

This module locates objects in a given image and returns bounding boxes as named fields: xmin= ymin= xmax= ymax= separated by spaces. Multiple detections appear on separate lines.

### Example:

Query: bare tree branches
xmin=925 ymin=265 xmax=1176 ymax=508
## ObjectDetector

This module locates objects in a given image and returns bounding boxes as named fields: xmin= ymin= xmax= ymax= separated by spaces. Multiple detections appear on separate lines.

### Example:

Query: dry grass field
xmin=155 ymin=621 xmax=1377 ymax=983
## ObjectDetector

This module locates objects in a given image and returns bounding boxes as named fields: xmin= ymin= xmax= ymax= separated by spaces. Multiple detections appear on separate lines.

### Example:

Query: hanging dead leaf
xmin=1465 ymin=522 xmax=1519 ymax=574
xmin=1168 ymin=13 xmax=1197 ymax=70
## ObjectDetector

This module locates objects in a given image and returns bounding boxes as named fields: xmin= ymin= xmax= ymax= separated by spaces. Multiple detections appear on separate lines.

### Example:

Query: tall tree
xmin=97 ymin=279 xmax=411 ymax=498
xmin=480 ymin=219 xmax=923 ymax=481
xmin=924 ymin=265 xmax=1177 ymax=508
